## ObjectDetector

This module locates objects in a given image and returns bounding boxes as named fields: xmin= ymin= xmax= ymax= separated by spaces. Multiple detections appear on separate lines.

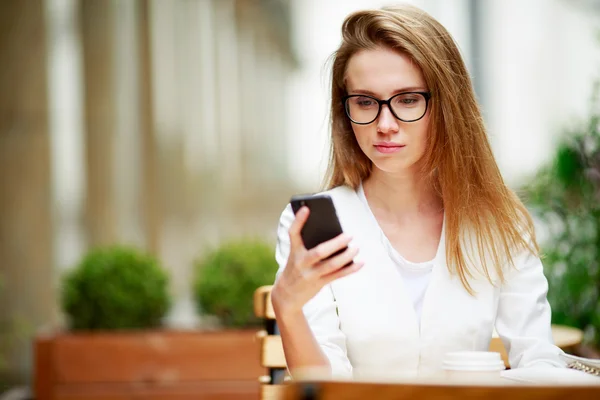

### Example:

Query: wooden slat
xmin=261 ymin=384 xmax=286 ymax=400
xmin=265 ymin=290 xmax=275 ymax=320
xmin=254 ymin=285 xmax=276 ymax=320
xmin=253 ymin=285 xmax=270 ymax=318
xmin=261 ymin=335 xmax=286 ymax=368
xmin=254 ymin=285 xmax=274 ymax=319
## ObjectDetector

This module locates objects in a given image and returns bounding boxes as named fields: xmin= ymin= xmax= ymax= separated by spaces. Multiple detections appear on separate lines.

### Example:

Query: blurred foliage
xmin=522 ymin=82 xmax=600 ymax=346
xmin=0 ymin=277 xmax=30 ymax=387
xmin=61 ymin=246 xmax=171 ymax=331
xmin=194 ymin=239 xmax=278 ymax=328
xmin=0 ymin=277 xmax=6 ymax=372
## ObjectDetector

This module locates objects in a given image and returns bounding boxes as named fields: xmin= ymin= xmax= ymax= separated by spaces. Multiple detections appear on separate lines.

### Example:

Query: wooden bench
xmin=254 ymin=285 xmax=288 ymax=399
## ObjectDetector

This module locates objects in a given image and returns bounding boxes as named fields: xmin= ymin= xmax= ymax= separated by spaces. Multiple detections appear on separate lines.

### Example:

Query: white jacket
xmin=274 ymin=185 xmax=565 ymax=380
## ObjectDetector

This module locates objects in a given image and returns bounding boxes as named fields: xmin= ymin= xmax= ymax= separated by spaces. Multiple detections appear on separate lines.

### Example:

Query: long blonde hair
xmin=324 ymin=4 xmax=538 ymax=293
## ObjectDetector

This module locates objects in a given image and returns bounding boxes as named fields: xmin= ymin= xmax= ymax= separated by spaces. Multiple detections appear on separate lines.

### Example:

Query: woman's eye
xmin=394 ymin=95 xmax=421 ymax=107
xmin=355 ymin=97 xmax=375 ymax=107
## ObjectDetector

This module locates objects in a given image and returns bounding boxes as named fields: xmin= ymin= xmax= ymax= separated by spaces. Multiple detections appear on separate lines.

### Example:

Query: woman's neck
xmin=363 ymin=168 xmax=443 ymax=220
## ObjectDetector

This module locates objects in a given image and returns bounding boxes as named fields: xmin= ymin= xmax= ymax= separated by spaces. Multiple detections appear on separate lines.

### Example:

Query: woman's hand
xmin=271 ymin=206 xmax=364 ymax=316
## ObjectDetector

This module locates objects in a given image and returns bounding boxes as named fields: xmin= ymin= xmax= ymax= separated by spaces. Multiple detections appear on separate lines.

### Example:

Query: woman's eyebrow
xmin=347 ymin=86 xmax=427 ymax=96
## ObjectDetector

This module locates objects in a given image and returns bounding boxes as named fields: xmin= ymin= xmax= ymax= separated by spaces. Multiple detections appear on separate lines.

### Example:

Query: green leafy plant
xmin=194 ymin=239 xmax=278 ymax=328
xmin=0 ymin=277 xmax=5 ymax=371
xmin=522 ymin=82 xmax=600 ymax=347
xmin=61 ymin=245 xmax=171 ymax=330
xmin=0 ymin=277 xmax=30 ymax=389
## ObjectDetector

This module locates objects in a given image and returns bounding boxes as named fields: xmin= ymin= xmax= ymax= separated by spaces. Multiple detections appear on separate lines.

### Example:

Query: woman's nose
xmin=376 ymin=105 xmax=399 ymax=134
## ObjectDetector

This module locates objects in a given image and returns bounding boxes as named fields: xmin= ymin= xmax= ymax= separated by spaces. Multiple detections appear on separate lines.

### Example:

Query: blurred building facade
xmin=0 ymin=0 xmax=298 ymax=383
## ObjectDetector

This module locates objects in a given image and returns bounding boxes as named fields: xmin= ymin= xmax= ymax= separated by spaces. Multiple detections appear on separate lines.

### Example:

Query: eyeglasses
xmin=342 ymin=91 xmax=431 ymax=125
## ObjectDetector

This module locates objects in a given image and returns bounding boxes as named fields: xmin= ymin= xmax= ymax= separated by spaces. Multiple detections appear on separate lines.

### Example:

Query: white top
xmin=275 ymin=185 xmax=565 ymax=380
xmin=356 ymin=183 xmax=433 ymax=327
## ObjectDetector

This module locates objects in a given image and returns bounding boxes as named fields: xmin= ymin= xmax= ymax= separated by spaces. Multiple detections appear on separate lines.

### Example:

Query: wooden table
xmin=281 ymin=380 xmax=600 ymax=400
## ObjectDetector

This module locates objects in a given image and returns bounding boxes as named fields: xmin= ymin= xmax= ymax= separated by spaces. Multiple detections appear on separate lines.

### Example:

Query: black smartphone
xmin=290 ymin=194 xmax=349 ymax=262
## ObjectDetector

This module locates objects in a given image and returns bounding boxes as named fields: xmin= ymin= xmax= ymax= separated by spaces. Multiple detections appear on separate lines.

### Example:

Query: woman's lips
xmin=374 ymin=144 xmax=405 ymax=154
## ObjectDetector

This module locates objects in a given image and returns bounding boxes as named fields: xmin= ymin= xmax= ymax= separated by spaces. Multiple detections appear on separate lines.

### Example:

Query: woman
xmin=271 ymin=4 xmax=564 ymax=380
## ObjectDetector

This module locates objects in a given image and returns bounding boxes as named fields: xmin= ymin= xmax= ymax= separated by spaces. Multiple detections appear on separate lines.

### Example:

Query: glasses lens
xmin=390 ymin=93 xmax=427 ymax=122
xmin=345 ymin=96 xmax=379 ymax=124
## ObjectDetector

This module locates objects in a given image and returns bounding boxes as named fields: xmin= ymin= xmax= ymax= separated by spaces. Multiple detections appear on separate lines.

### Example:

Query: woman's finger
xmin=321 ymin=261 xmax=364 ymax=285
xmin=316 ymin=246 xmax=359 ymax=276
xmin=304 ymin=233 xmax=353 ymax=265
xmin=288 ymin=206 xmax=310 ymax=251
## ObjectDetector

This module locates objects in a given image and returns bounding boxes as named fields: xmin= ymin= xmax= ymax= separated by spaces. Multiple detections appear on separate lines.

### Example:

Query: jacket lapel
xmin=330 ymin=186 xmax=420 ymax=339
xmin=419 ymin=214 xmax=446 ymax=336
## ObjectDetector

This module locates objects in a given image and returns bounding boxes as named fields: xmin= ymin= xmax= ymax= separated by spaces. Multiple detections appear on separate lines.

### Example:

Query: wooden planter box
xmin=34 ymin=329 xmax=265 ymax=400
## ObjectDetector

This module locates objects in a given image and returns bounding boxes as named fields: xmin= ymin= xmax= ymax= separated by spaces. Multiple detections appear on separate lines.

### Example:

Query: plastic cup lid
xmin=443 ymin=351 xmax=502 ymax=363
xmin=442 ymin=351 xmax=505 ymax=371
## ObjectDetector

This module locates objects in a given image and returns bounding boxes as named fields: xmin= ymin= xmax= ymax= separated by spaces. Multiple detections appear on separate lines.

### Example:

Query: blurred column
xmin=255 ymin=23 xmax=275 ymax=186
xmin=466 ymin=0 xmax=483 ymax=103
xmin=112 ymin=0 xmax=145 ymax=248
xmin=214 ymin=0 xmax=242 ymax=192
xmin=236 ymin=0 xmax=258 ymax=191
xmin=422 ymin=0 xmax=472 ymax=71
xmin=80 ymin=0 xmax=157 ymax=251
xmin=45 ymin=0 xmax=87 ymax=275
xmin=475 ymin=0 xmax=590 ymax=185
xmin=264 ymin=45 xmax=288 ymax=185
xmin=237 ymin=0 xmax=294 ymax=191
xmin=176 ymin=0 xmax=217 ymax=175
xmin=138 ymin=0 xmax=160 ymax=255
xmin=80 ymin=0 xmax=118 ymax=246
xmin=147 ymin=0 xmax=203 ymax=329
xmin=0 ymin=0 xmax=56 ymax=382
xmin=197 ymin=0 xmax=218 ymax=172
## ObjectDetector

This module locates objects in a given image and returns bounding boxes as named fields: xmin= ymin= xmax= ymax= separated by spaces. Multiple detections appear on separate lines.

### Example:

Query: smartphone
xmin=290 ymin=194 xmax=349 ymax=263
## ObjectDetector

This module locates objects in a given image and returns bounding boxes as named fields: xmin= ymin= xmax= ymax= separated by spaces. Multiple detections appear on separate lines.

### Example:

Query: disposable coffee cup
xmin=442 ymin=351 xmax=505 ymax=383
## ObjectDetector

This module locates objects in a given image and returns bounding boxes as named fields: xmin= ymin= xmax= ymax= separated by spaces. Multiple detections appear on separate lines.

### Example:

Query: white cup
xmin=442 ymin=351 xmax=506 ymax=383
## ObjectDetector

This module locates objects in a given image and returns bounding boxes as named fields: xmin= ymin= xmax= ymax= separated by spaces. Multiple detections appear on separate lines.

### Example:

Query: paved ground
xmin=0 ymin=387 xmax=31 ymax=400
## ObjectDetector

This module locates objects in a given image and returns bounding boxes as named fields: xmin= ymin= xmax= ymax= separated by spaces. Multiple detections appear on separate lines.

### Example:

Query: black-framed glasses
xmin=342 ymin=91 xmax=431 ymax=125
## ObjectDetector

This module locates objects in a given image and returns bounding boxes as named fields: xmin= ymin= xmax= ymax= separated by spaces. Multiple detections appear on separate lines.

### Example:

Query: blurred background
xmin=1 ymin=0 xmax=600 ymax=397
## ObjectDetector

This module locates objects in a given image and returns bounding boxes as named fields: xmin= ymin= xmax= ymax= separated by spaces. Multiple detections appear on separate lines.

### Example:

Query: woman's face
xmin=344 ymin=47 xmax=431 ymax=175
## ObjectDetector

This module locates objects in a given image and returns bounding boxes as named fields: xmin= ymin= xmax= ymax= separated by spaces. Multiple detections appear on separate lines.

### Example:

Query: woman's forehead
xmin=345 ymin=47 xmax=426 ymax=95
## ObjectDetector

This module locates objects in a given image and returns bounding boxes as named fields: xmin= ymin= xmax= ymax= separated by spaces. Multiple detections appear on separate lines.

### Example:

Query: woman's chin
xmin=371 ymin=159 xmax=418 ymax=175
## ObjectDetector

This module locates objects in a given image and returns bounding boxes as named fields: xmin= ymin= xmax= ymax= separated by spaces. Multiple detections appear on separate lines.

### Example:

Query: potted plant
xmin=188 ymin=238 xmax=280 ymax=396
xmin=522 ymin=83 xmax=600 ymax=355
xmin=193 ymin=239 xmax=279 ymax=330
xmin=35 ymin=243 xmax=275 ymax=400
xmin=60 ymin=245 xmax=171 ymax=331
xmin=34 ymin=246 xmax=173 ymax=399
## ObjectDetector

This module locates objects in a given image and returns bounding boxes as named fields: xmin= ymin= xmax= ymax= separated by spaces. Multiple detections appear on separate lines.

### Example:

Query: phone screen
xmin=290 ymin=194 xmax=348 ymax=262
